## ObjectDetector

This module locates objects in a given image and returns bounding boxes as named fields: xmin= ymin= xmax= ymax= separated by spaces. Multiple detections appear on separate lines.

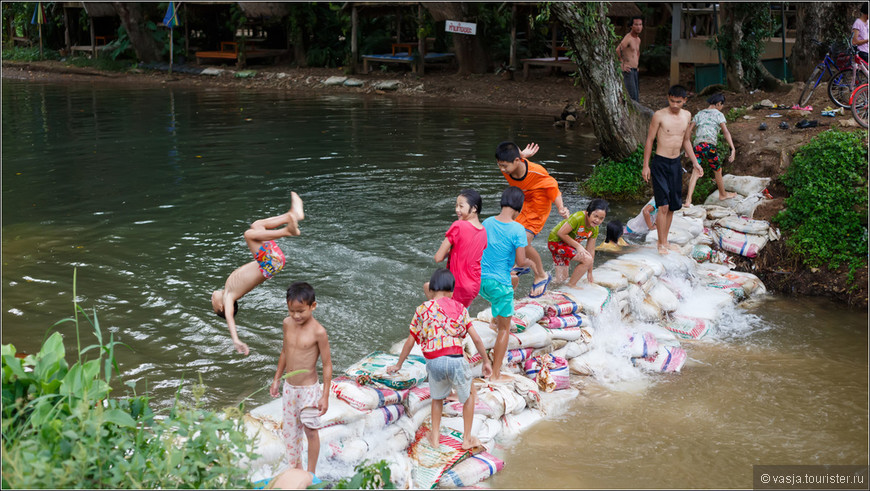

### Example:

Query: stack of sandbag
xmin=645 ymin=213 xmax=704 ymax=246
xmin=708 ymin=215 xmax=773 ymax=258
xmin=703 ymin=174 xmax=771 ymax=218
xmin=533 ymin=292 xmax=592 ymax=341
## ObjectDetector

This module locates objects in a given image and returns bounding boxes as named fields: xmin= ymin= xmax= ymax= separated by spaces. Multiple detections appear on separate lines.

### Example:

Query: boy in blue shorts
xmin=479 ymin=186 xmax=532 ymax=382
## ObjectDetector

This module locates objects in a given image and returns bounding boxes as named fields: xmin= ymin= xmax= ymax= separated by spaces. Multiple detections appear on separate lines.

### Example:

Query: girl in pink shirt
xmin=424 ymin=189 xmax=488 ymax=308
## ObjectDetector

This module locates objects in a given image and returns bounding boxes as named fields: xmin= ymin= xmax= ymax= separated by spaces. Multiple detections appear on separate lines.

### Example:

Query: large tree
xmin=712 ymin=2 xmax=785 ymax=92
xmin=789 ymin=2 xmax=860 ymax=81
xmin=112 ymin=2 xmax=161 ymax=63
xmin=424 ymin=2 xmax=489 ymax=74
xmin=551 ymin=2 xmax=650 ymax=161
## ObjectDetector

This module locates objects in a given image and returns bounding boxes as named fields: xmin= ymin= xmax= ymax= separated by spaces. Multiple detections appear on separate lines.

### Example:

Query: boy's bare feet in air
xmin=284 ymin=192 xmax=304 ymax=236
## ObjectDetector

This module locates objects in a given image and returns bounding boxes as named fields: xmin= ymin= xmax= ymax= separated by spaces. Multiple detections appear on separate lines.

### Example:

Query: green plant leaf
xmin=103 ymin=408 xmax=136 ymax=428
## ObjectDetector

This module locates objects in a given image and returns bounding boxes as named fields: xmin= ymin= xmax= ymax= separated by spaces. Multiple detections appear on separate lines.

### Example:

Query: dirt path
xmin=3 ymin=60 xmax=867 ymax=307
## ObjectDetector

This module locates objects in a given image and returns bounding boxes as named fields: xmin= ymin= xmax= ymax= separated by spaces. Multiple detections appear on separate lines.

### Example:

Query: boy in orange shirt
xmin=495 ymin=141 xmax=570 ymax=298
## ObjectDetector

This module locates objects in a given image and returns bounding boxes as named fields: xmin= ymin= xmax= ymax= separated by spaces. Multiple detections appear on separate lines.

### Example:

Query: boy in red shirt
xmin=495 ymin=141 xmax=570 ymax=297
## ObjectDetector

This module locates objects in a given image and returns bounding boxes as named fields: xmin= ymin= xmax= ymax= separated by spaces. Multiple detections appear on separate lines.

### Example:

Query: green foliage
xmin=1 ymin=271 xmax=258 ymax=489
xmin=1 ymin=46 xmax=61 ymax=61
xmin=315 ymin=460 xmax=395 ymax=489
xmin=65 ymin=54 xmax=134 ymax=72
xmin=725 ymin=106 xmax=747 ymax=123
xmin=580 ymin=146 xmax=647 ymax=200
xmin=774 ymin=130 xmax=869 ymax=276
xmin=640 ymin=44 xmax=670 ymax=76
xmin=708 ymin=3 xmax=779 ymax=89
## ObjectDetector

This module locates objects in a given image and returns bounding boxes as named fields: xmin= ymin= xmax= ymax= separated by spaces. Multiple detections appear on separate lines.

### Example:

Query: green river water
xmin=1 ymin=79 xmax=866 ymax=488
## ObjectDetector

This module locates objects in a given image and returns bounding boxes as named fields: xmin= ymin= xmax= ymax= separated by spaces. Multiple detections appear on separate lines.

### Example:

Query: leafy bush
xmin=725 ymin=106 xmax=747 ymax=123
xmin=1 ymin=271 xmax=258 ymax=489
xmin=1 ymin=46 xmax=60 ymax=61
xmin=775 ymin=129 xmax=869 ymax=276
xmin=65 ymin=54 xmax=134 ymax=72
xmin=580 ymin=146 xmax=647 ymax=200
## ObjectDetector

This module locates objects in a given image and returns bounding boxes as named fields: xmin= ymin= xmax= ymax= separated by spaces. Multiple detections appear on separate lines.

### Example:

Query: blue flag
xmin=163 ymin=1 xmax=179 ymax=29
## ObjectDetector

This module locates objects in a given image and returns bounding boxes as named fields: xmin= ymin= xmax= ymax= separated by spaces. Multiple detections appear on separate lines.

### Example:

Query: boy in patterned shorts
xmin=684 ymin=93 xmax=737 ymax=207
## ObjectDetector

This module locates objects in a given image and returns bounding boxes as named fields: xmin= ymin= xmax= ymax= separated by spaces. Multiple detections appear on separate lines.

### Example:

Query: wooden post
xmin=184 ymin=3 xmax=189 ymax=61
xmin=396 ymin=9 xmax=401 ymax=44
xmin=509 ymin=4 xmax=517 ymax=69
xmin=63 ymin=7 xmax=70 ymax=54
xmin=417 ymin=4 xmax=424 ymax=75
xmin=351 ymin=4 xmax=358 ymax=73
xmin=169 ymin=28 xmax=174 ymax=75
xmin=669 ymin=2 xmax=682 ymax=87
xmin=89 ymin=16 xmax=96 ymax=58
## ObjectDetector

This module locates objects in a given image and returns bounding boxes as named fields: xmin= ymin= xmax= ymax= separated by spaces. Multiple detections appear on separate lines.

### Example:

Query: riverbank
xmin=2 ymin=59 xmax=866 ymax=308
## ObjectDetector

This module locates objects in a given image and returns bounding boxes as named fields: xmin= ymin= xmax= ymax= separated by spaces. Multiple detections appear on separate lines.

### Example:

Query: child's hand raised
xmin=520 ymin=142 xmax=540 ymax=159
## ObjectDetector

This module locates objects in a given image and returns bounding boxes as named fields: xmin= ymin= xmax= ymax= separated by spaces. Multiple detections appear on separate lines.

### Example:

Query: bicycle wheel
xmin=828 ymin=68 xmax=869 ymax=108
xmin=851 ymin=84 xmax=868 ymax=128
xmin=798 ymin=65 xmax=824 ymax=107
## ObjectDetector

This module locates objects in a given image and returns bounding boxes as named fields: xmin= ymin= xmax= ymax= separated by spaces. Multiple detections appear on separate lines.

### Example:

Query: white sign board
xmin=446 ymin=20 xmax=477 ymax=35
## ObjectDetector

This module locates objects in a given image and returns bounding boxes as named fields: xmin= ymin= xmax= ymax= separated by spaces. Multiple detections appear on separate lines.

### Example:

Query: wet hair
xmin=458 ymin=188 xmax=482 ymax=216
xmin=216 ymin=300 xmax=239 ymax=319
xmin=707 ymin=93 xmax=725 ymax=105
xmin=605 ymin=220 xmax=624 ymax=244
xmin=500 ymin=186 xmax=525 ymax=213
xmin=668 ymin=85 xmax=689 ymax=98
xmin=586 ymin=198 xmax=610 ymax=215
xmin=286 ymin=281 xmax=316 ymax=305
xmin=495 ymin=141 xmax=522 ymax=162
xmin=631 ymin=15 xmax=643 ymax=25
xmin=428 ymin=268 xmax=455 ymax=293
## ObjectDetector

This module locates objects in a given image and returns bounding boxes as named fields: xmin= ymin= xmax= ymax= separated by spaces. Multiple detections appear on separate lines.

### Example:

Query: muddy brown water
xmin=2 ymin=80 xmax=866 ymax=488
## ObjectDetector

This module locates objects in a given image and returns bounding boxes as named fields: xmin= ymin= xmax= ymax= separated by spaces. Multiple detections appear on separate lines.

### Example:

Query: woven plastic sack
xmin=721 ymin=270 xmax=767 ymax=297
xmin=704 ymin=280 xmax=746 ymax=301
xmin=501 ymin=408 xmax=544 ymax=437
xmin=505 ymin=347 xmax=535 ymax=365
xmin=678 ymin=205 xmax=707 ymax=219
xmin=405 ymin=384 xmax=431 ymax=416
xmin=711 ymin=226 xmax=768 ymax=258
xmin=545 ymin=312 xmax=588 ymax=329
xmin=438 ymin=452 xmax=505 ymax=488
xmin=691 ymin=244 xmax=714 ymax=262
xmin=442 ymin=397 xmax=497 ymax=417
xmin=363 ymin=403 xmax=405 ymax=431
xmin=634 ymin=345 xmax=687 ymax=373
xmin=523 ymin=354 xmax=570 ymax=392
xmin=716 ymin=215 xmax=770 ymax=235
xmin=627 ymin=332 xmax=659 ymax=359
xmin=702 ymin=204 xmax=737 ymax=220
xmin=722 ymin=174 xmax=770 ymax=197
xmin=592 ymin=268 xmax=629 ymax=291
xmin=331 ymin=376 xmax=410 ymax=411
xmin=345 ymin=351 xmax=428 ymax=390
xmin=544 ymin=325 xmax=586 ymax=342
xmin=409 ymin=425 xmax=470 ymax=489
xmin=648 ymin=282 xmax=679 ymax=312
xmin=508 ymin=323 xmax=553 ymax=349
xmin=551 ymin=340 xmax=591 ymax=360
xmin=558 ymin=283 xmax=611 ymax=315
xmin=663 ymin=315 xmax=711 ymax=339
xmin=511 ymin=302 xmax=546 ymax=332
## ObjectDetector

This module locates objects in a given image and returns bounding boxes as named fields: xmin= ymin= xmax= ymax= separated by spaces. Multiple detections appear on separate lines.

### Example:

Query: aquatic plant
xmin=580 ymin=146 xmax=647 ymax=200
xmin=775 ymin=129 xmax=869 ymax=279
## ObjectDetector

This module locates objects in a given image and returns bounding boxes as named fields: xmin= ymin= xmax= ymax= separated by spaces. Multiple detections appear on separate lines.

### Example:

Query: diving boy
xmin=211 ymin=192 xmax=304 ymax=355
xmin=641 ymin=85 xmax=702 ymax=254
xmin=495 ymin=141 xmax=570 ymax=298
xmin=269 ymin=282 xmax=332 ymax=477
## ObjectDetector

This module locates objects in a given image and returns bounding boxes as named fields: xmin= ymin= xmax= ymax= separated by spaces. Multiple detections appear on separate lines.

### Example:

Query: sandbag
xmin=477 ymin=383 xmax=526 ymax=418
xmin=716 ymin=215 xmax=770 ymax=235
xmin=363 ymin=404 xmax=406 ymax=431
xmin=501 ymin=408 xmax=544 ymax=437
xmin=331 ymin=376 xmax=410 ymax=411
xmin=592 ymin=268 xmax=629 ymax=291
xmin=544 ymin=325 xmax=586 ymax=342
xmin=557 ymin=284 xmax=611 ymax=315
xmin=409 ymin=425 xmax=470 ymax=489
xmin=702 ymin=204 xmax=737 ymax=220
xmin=545 ymin=312 xmax=588 ymax=329
xmin=469 ymin=321 xmax=496 ymax=350
xmin=626 ymin=332 xmax=659 ymax=359
xmin=568 ymin=354 xmax=596 ymax=376
xmin=512 ymin=302 xmax=546 ymax=332
xmin=691 ymin=244 xmax=714 ymax=262
xmin=676 ymin=288 xmax=733 ymax=321
xmin=438 ymin=452 xmax=504 ymax=489
xmin=524 ymin=354 xmax=570 ymax=392
xmin=442 ymin=398 xmax=498 ymax=418
xmin=602 ymin=258 xmax=654 ymax=285
xmin=634 ymin=345 xmax=687 ymax=373
xmin=405 ymin=384 xmax=431 ymax=416
xmin=722 ymin=174 xmax=770 ymax=197
xmin=721 ymin=270 xmax=767 ymax=297
xmin=677 ymin=205 xmax=707 ymax=219
xmin=508 ymin=323 xmax=553 ymax=350
xmin=706 ymin=191 xmax=766 ymax=218
xmin=312 ymin=394 xmax=368 ymax=429
xmin=645 ymin=224 xmax=695 ymax=246
xmin=389 ymin=338 xmax=424 ymax=358
xmin=543 ymin=296 xmax=580 ymax=317
xmin=345 ymin=351 xmax=428 ymax=390
xmin=648 ymin=282 xmax=679 ymax=312
xmin=618 ymin=252 xmax=667 ymax=276
xmin=663 ymin=315 xmax=711 ymax=340
xmin=710 ymin=226 xmax=769 ymax=258
xmin=551 ymin=340 xmax=591 ymax=359
xmin=704 ymin=280 xmax=746 ymax=301
xmin=505 ymin=347 xmax=535 ymax=366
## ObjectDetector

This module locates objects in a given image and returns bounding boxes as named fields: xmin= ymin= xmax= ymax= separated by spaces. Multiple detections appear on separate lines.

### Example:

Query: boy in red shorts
xmin=495 ymin=141 xmax=570 ymax=298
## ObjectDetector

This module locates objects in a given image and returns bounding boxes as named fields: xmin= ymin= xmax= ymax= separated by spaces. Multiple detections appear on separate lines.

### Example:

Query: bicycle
xmin=827 ymin=44 xmax=869 ymax=108
xmin=850 ymin=83 xmax=868 ymax=128
xmin=797 ymin=39 xmax=851 ymax=107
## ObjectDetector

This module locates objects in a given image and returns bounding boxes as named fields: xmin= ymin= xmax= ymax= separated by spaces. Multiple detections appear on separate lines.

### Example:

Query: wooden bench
xmin=521 ymin=56 xmax=575 ymax=80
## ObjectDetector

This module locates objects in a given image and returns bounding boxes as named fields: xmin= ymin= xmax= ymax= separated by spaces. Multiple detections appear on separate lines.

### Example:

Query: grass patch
xmin=774 ymin=129 xmax=868 ymax=278
xmin=2 ymin=46 xmax=60 ymax=62
xmin=725 ymin=106 xmax=747 ymax=123
xmin=65 ymin=55 xmax=134 ymax=72
xmin=580 ymin=146 xmax=647 ymax=200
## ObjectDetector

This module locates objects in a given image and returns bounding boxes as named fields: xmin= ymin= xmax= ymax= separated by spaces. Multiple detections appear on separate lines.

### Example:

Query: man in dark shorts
xmin=641 ymin=85 xmax=703 ymax=255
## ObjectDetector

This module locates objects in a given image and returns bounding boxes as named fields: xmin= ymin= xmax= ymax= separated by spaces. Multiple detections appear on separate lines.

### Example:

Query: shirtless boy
xmin=211 ymin=192 xmax=304 ymax=355
xmin=641 ymin=85 xmax=703 ymax=255
xmin=270 ymin=282 xmax=332 ymax=476
xmin=616 ymin=16 xmax=643 ymax=102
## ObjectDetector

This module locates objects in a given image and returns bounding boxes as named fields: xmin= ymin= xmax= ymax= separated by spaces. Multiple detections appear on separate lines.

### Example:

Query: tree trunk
xmin=722 ymin=7 xmax=747 ymax=92
xmin=112 ymin=2 xmax=162 ymax=63
xmin=790 ymin=2 xmax=857 ymax=81
xmin=552 ymin=2 xmax=650 ymax=161
xmin=424 ymin=2 xmax=488 ymax=74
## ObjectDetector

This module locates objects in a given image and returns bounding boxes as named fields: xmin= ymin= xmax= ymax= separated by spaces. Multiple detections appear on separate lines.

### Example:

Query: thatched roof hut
xmin=607 ymin=2 xmax=643 ymax=19
xmin=237 ymin=2 xmax=291 ymax=20
xmin=61 ymin=2 xmax=116 ymax=18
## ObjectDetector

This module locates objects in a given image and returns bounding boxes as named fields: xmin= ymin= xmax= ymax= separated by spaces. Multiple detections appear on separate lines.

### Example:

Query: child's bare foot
xmin=718 ymin=191 xmax=737 ymax=200
xmin=427 ymin=433 xmax=440 ymax=448
xmin=488 ymin=373 xmax=513 ymax=383
xmin=682 ymin=201 xmax=693 ymax=208
xmin=461 ymin=436 xmax=483 ymax=451
xmin=290 ymin=191 xmax=305 ymax=221
xmin=657 ymin=244 xmax=670 ymax=255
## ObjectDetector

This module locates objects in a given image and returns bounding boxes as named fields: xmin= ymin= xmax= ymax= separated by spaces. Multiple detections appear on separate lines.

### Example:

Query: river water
xmin=2 ymin=80 xmax=867 ymax=488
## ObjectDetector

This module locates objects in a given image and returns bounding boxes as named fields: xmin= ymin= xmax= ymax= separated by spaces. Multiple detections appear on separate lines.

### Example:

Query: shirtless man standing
xmin=211 ymin=192 xmax=304 ymax=355
xmin=641 ymin=85 xmax=702 ymax=255
xmin=616 ymin=16 xmax=643 ymax=102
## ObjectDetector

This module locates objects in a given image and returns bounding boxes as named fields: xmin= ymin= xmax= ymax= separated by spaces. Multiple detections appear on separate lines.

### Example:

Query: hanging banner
xmin=445 ymin=20 xmax=477 ymax=35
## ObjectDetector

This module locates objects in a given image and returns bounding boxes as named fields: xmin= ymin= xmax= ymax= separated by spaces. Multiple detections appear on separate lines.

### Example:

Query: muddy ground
xmin=2 ymin=59 xmax=867 ymax=308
